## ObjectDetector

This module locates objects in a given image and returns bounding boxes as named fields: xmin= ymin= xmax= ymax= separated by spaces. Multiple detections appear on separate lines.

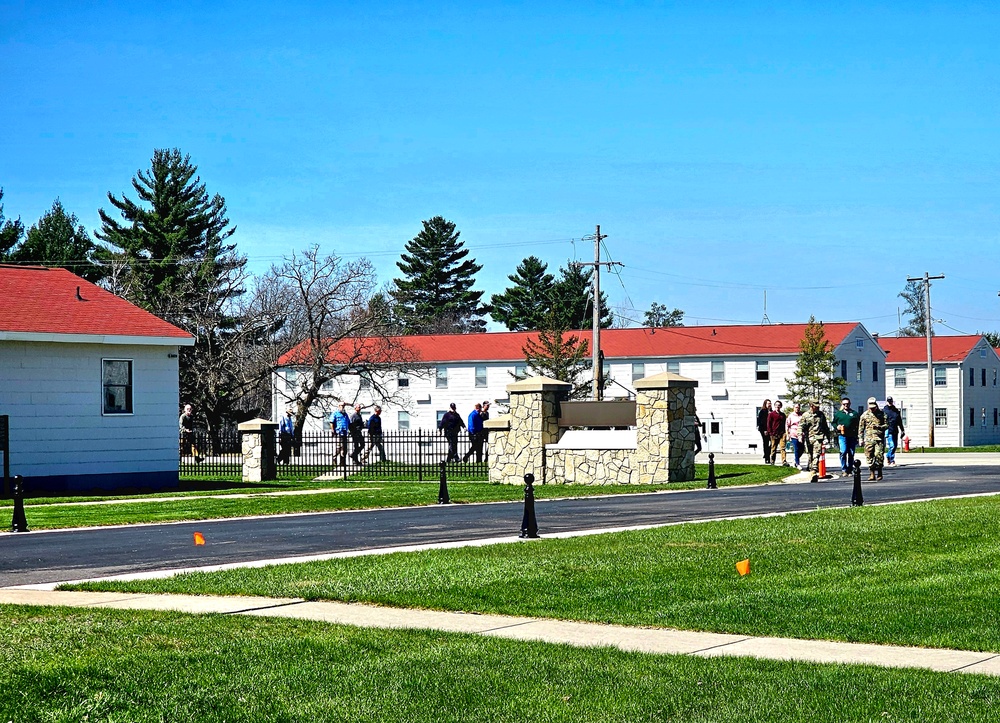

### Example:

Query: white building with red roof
xmin=275 ymin=321 xmax=886 ymax=455
xmin=879 ymin=335 xmax=1000 ymax=447
xmin=0 ymin=265 xmax=194 ymax=493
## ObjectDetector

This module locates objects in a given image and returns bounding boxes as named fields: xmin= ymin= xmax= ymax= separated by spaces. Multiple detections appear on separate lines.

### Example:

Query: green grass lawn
xmin=71 ymin=495 xmax=1000 ymax=652
xmin=3 ymin=606 xmax=1000 ymax=723
xmin=1 ymin=464 xmax=789 ymax=530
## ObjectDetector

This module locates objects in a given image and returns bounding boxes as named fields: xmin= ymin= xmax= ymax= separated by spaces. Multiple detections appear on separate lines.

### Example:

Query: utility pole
xmin=907 ymin=272 xmax=945 ymax=447
xmin=576 ymin=225 xmax=621 ymax=400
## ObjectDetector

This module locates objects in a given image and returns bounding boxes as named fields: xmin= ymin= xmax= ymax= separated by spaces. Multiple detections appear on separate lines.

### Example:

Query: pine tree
xmin=521 ymin=311 xmax=592 ymax=399
xmin=14 ymin=199 xmax=104 ymax=281
xmin=643 ymin=302 xmax=684 ymax=327
xmin=0 ymin=188 xmax=25 ymax=260
xmin=898 ymin=280 xmax=930 ymax=337
xmin=550 ymin=262 xmax=613 ymax=330
xmin=785 ymin=317 xmax=847 ymax=409
xmin=488 ymin=256 xmax=556 ymax=331
xmin=391 ymin=216 xmax=484 ymax=334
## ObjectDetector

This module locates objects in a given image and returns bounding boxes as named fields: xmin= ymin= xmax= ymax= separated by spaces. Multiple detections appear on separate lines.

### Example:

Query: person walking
xmin=785 ymin=403 xmax=805 ymax=470
xmin=480 ymin=400 xmax=491 ymax=462
xmin=178 ymin=404 xmax=204 ymax=464
xmin=329 ymin=402 xmax=350 ymax=466
xmin=462 ymin=402 xmax=485 ymax=463
xmin=858 ymin=396 xmax=888 ymax=481
xmin=883 ymin=396 xmax=905 ymax=467
xmin=756 ymin=400 xmax=772 ymax=463
xmin=767 ymin=400 xmax=788 ymax=466
xmin=800 ymin=400 xmax=832 ymax=483
xmin=349 ymin=404 xmax=365 ymax=464
xmin=362 ymin=405 xmax=386 ymax=463
xmin=832 ymin=398 xmax=860 ymax=478
xmin=438 ymin=403 xmax=465 ymax=462
xmin=277 ymin=408 xmax=295 ymax=465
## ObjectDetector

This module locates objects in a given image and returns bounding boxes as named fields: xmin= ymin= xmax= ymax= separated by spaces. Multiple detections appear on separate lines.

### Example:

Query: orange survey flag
xmin=736 ymin=558 xmax=750 ymax=576
xmin=193 ymin=532 xmax=206 ymax=546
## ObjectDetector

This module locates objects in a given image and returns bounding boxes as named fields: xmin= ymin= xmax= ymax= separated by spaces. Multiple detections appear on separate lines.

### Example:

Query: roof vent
xmin=76 ymin=286 xmax=83 ymax=301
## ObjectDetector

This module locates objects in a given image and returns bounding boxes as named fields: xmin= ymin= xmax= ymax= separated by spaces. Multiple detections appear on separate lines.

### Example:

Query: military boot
xmin=875 ymin=464 xmax=883 ymax=481
xmin=868 ymin=469 xmax=876 ymax=481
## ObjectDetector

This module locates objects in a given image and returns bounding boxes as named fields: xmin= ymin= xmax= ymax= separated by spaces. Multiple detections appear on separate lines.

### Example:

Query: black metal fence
xmin=180 ymin=429 xmax=489 ymax=481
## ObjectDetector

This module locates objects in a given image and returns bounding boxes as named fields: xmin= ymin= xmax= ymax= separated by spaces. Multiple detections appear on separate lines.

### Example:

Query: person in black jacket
xmin=362 ymin=406 xmax=386 ymax=463
xmin=883 ymin=396 xmax=905 ymax=467
xmin=349 ymin=404 xmax=365 ymax=464
xmin=438 ymin=402 xmax=465 ymax=462
xmin=756 ymin=399 xmax=772 ymax=463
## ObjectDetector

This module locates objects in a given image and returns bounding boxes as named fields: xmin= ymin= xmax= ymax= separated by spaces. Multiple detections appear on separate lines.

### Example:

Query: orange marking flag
xmin=736 ymin=558 xmax=750 ymax=576
xmin=193 ymin=532 xmax=206 ymax=546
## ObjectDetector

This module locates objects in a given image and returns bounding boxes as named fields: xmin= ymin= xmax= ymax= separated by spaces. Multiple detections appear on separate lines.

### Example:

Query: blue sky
xmin=2 ymin=1 xmax=998 ymax=334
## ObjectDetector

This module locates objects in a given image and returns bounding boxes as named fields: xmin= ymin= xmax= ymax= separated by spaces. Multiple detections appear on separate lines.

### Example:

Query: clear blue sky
xmin=2 ymin=1 xmax=998 ymax=335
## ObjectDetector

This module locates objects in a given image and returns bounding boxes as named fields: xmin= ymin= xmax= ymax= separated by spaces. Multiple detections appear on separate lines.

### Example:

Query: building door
xmin=706 ymin=420 xmax=723 ymax=453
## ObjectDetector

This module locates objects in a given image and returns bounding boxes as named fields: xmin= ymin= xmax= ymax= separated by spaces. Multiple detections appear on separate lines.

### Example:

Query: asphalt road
xmin=2 ymin=463 xmax=997 ymax=587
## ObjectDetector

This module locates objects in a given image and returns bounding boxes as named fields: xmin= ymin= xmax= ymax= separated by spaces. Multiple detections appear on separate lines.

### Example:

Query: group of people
xmin=438 ymin=401 xmax=491 ymax=463
xmin=322 ymin=403 xmax=386 ymax=466
xmin=757 ymin=396 xmax=905 ymax=482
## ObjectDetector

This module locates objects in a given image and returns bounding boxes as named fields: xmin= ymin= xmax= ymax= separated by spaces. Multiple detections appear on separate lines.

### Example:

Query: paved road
xmin=2 ymin=464 xmax=997 ymax=587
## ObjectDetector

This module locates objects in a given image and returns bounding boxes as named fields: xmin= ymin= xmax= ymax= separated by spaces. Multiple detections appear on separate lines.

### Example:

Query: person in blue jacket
xmin=462 ymin=403 xmax=485 ymax=463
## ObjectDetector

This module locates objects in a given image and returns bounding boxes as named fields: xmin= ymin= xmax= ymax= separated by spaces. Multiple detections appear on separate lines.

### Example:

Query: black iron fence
xmin=180 ymin=429 xmax=489 ymax=481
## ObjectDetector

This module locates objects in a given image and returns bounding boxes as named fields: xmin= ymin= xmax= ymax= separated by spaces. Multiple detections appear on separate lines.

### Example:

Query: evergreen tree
xmin=391 ymin=216 xmax=485 ymax=334
xmin=550 ymin=262 xmax=613 ymax=330
xmin=898 ymin=280 xmax=930 ymax=337
xmin=983 ymin=331 xmax=1000 ymax=349
xmin=96 ymin=149 xmax=248 ymax=438
xmin=0 ymin=188 xmax=24 ymax=260
xmin=521 ymin=311 xmax=592 ymax=400
xmin=13 ymin=199 xmax=104 ymax=281
xmin=643 ymin=302 xmax=684 ymax=327
xmin=785 ymin=316 xmax=847 ymax=409
xmin=488 ymin=256 xmax=555 ymax=331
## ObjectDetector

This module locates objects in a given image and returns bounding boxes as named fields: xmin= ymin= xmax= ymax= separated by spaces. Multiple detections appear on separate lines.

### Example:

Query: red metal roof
xmin=0 ymin=265 xmax=192 ymax=340
xmin=279 ymin=322 xmax=865 ymax=365
xmin=878 ymin=335 xmax=985 ymax=363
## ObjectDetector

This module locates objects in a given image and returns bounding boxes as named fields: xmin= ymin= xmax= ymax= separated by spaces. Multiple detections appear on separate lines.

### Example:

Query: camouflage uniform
xmin=858 ymin=405 xmax=888 ymax=480
xmin=799 ymin=406 xmax=831 ymax=475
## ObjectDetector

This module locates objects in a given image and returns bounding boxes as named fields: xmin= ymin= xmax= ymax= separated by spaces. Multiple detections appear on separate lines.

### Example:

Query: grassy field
xmin=3 ymin=605 xmax=1000 ymax=722
xmin=71 ymin=495 xmax=1000 ymax=652
xmin=0 ymin=463 xmax=789 ymax=529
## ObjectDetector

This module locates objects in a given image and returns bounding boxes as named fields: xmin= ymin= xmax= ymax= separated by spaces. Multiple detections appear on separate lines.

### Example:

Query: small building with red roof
xmin=275 ymin=321 xmax=886 ymax=456
xmin=879 ymin=335 xmax=1000 ymax=447
xmin=0 ymin=265 xmax=194 ymax=493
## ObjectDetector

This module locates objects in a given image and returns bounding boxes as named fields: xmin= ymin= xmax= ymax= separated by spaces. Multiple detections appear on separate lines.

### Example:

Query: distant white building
xmin=275 ymin=322 xmax=886 ymax=455
xmin=880 ymin=335 xmax=1000 ymax=448
xmin=0 ymin=265 xmax=193 ymax=494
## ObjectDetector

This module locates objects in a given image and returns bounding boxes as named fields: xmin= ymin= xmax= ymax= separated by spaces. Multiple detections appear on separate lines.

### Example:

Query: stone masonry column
xmin=488 ymin=376 xmax=571 ymax=485
xmin=634 ymin=372 xmax=699 ymax=483
xmin=239 ymin=418 xmax=279 ymax=483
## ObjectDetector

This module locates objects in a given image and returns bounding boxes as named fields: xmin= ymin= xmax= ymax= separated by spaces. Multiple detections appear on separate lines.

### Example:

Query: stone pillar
xmin=238 ymin=418 xmax=279 ymax=483
xmin=488 ymin=376 xmax=571 ymax=484
xmin=634 ymin=372 xmax=699 ymax=482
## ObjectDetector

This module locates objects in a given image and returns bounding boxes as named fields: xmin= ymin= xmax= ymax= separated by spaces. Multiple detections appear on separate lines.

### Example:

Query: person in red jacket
xmin=766 ymin=400 xmax=789 ymax=466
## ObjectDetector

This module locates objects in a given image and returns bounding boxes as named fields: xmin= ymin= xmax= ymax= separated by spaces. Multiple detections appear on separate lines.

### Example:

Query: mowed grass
xmin=73 ymin=495 xmax=1000 ymax=652
xmin=4 ymin=606 xmax=1000 ymax=723
xmin=1 ymin=464 xmax=788 ymax=530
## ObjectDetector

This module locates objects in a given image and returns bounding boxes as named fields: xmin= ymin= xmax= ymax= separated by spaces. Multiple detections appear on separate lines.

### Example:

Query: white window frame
xmin=102 ymin=358 xmax=134 ymax=415
xmin=855 ymin=361 xmax=863 ymax=382
xmin=894 ymin=368 xmax=906 ymax=387
xmin=475 ymin=365 xmax=488 ymax=388
xmin=934 ymin=366 xmax=947 ymax=387
xmin=711 ymin=360 xmax=725 ymax=383
xmin=514 ymin=363 xmax=528 ymax=378
xmin=398 ymin=411 xmax=410 ymax=430
xmin=666 ymin=361 xmax=680 ymax=374
xmin=632 ymin=362 xmax=645 ymax=382
xmin=856 ymin=337 xmax=865 ymax=350
xmin=934 ymin=407 xmax=948 ymax=427
xmin=436 ymin=366 xmax=448 ymax=389
xmin=398 ymin=373 xmax=410 ymax=388
xmin=755 ymin=361 xmax=769 ymax=382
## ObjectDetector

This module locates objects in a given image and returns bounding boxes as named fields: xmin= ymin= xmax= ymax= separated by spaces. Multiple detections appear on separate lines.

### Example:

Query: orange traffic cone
xmin=817 ymin=445 xmax=827 ymax=478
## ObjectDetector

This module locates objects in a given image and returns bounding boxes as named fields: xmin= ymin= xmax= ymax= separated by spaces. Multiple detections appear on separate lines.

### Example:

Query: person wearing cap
xmin=832 ymin=397 xmax=860 ymax=478
xmin=438 ymin=402 xmax=465 ymax=462
xmin=883 ymin=397 xmax=905 ymax=467
xmin=799 ymin=400 xmax=832 ymax=482
xmin=277 ymin=408 xmax=296 ymax=465
xmin=362 ymin=405 xmax=387 ymax=463
xmin=480 ymin=401 xmax=492 ymax=462
xmin=463 ymin=403 xmax=485 ymax=463
xmin=858 ymin=397 xmax=888 ymax=481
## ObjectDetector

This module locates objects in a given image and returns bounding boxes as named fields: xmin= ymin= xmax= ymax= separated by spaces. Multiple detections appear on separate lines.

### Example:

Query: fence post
xmin=237 ymin=418 xmax=279 ymax=483
xmin=418 ymin=429 xmax=423 ymax=482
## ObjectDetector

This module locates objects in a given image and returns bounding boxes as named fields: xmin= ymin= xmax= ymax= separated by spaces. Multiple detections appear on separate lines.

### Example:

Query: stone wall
xmin=487 ymin=376 xmax=569 ymax=485
xmin=239 ymin=418 xmax=278 ymax=483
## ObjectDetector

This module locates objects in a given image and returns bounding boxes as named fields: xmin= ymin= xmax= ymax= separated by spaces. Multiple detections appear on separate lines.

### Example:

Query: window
xmin=983 ymin=408 xmax=987 ymax=427
xmin=398 ymin=411 xmax=410 ymax=430
xmin=983 ymin=368 xmax=987 ymax=387
xmin=981 ymin=348 xmax=988 ymax=359
xmin=856 ymin=361 xmax=862 ymax=382
xmin=475 ymin=365 xmax=488 ymax=388
xmin=934 ymin=367 xmax=947 ymax=387
xmin=711 ymin=361 xmax=725 ymax=383
xmin=971 ymin=407 xmax=976 ymax=426
xmin=632 ymin=362 xmax=645 ymax=382
xmin=856 ymin=337 xmax=865 ymax=350
xmin=666 ymin=361 xmax=680 ymax=374
xmin=359 ymin=372 xmax=371 ymax=390
xmin=102 ymin=359 xmax=133 ymax=414
xmin=397 ymin=373 xmax=410 ymax=388
xmin=436 ymin=410 xmax=447 ymax=426
xmin=436 ymin=366 xmax=448 ymax=388
xmin=934 ymin=408 xmax=948 ymax=427
xmin=840 ymin=360 xmax=847 ymax=379
xmin=755 ymin=361 xmax=769 ymax=382
xmin=901 ymin=408 xmax=908 ymax=427
xmin=994 ymin=408 xmax=998 ymax=426
xmin=872 ymin=361 xmax=879 ymax=383
xmin=602 ymin=361 xmax=611 ymax=382
xmin=894 ymin=368 xmax=906 ymax=387
xmin=970 ymin=368 xmax=975 ymax=387
xmin=514 ymin=363 xmax=527 ymax=379
xmin=285 ymin=370 xmax=299 ymax=392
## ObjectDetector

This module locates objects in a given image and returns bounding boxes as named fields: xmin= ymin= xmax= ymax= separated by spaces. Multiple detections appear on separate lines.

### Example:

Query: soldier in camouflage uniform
xmin=857 ymin=396 xmax=888 ymax=480
xmin=799 ymin=400 xmax=832 ymax=482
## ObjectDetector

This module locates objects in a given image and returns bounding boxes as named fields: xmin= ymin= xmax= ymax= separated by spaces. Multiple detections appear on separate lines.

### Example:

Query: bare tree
xmin=249 ymin=246 xmax=417 ymax=434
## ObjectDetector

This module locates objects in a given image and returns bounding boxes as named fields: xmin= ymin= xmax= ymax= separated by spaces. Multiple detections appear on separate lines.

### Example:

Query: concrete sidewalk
xmin=3 ymin=588 xmax=998 ymax=678
xmin=697 ymin=451 xmax=1000 ymax=467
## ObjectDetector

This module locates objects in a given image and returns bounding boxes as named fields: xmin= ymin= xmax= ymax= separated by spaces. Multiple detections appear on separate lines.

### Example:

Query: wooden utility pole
xmin=575 ymin=225 xmax=621 ymax=400
xmin=907 ymin=272 xmax=945 ymax=447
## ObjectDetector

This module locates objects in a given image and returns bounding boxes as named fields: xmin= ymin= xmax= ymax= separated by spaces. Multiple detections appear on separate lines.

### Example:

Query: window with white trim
xmin=666 ymin=361 xmax=680 ymax=374
xmin=397 ymin=373 xmax=410 ymax=388
xmin=475 ymin=365 xmax=488 ymax=388
xmin=934 ymin=407 xmax=948 ymax=427
xmin=755 ymin=361 xmax=769 ymax=382
xmin=514 ymin=363 xmax=527 ymax=379
xmin=894 ymin=368 xmax=906 ymax=387
xmin=711 ymin=361 xmax=725 ymax=383
xmin=934 ymin=367 xmax=947 ymax=387
xmin=632 ymin=363 xmax=645 ymax=382
xmin=436 ymin=366 xmax=448 ymax=388
xmin=856 ymin=361 xmax=862 ymax=382
xmin=102 ymin=359 xmax=133 ymax=414
xmin=398 ymin=411 xmax=410 ymax=430
xmin=856 ymin=337 xmax=865 ymax=350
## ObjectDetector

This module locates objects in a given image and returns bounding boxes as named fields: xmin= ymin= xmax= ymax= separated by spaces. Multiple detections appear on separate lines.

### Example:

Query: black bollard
xmin=438 ymin=461 xmax=450 ymax=504
xmin=10 ymin=475 xmax=28 ymax=532
xmin=519 ymin=473 xmax=539 ymax=539
xmin=851 ymin=459 xmax=864 ymax=507
xmin=706 ymin=452 xmax=717 ymax=489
